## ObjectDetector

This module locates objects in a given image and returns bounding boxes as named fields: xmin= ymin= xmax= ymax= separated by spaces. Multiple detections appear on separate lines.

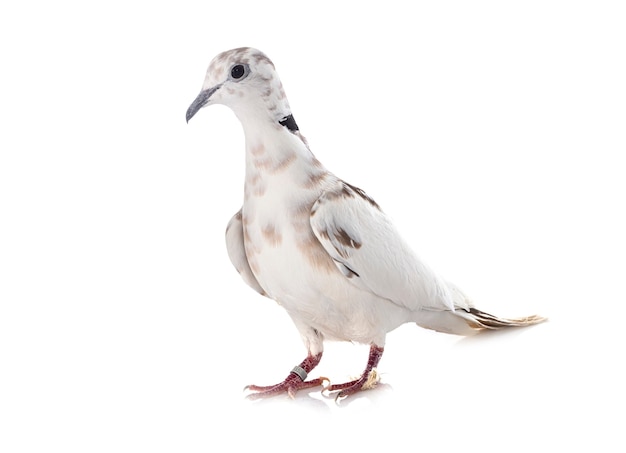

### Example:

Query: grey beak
xmin=186 ymin=85 xmax=221 ymax=123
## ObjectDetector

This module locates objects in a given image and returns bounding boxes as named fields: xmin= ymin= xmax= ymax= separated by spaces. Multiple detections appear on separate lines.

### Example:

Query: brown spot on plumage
xmin=248 ymin=172 xmax=262 ymax=186
xmin=262 ymin=224 xmax=282 ymax=247
xmin=295 ymin=131 xmax=310 ymax=148
xmin=210 ymin=66 xmax=225 ymax=80
xmin=254 ymin=152 xmax=296 ymax=173
xmin=274 ymin=153 xmax=296 ymax=171
xmin=252 ymin=157 xmax=270 ymax=169
xmin=321 ymin=181 xmax=381 ymax=210
xmin=250 ymin=144 xmax=265 ymax=156
xmin=318 ymin=229 xmax=331 ymax=240
xmin=291 ymin=202 xmax=314 ymax=228
xmin=253 ymin=52 xmax=275 ymax=68
xmin=343 ymin=182 xmax=380 ymax=210
xmin=253 ymin=184 xmax=266 ymax=196
xmin=226 ymin=210 xmax=242 ymax=235
xmin=297 ymin=233 xmax=336 ymax=274
xmin=336 ymin=228 xmax=362 ymax=249
xmin=278 ymin=86 xmax=287 ymax=100
xmin=339 ymin=263 xmax=359 ymax=278
xmin=320 ymin=184 xmax=352 ymax=203
xmin=230 ymin=47 xmax=250 ymax=64
xmin=302 ymin=170 xmax=327 ymax=189
xmin=319 ymin=227 xmax=360 ymax=260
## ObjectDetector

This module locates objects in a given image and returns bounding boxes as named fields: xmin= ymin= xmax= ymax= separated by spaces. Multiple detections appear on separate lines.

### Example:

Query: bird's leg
xmin=324 ymin=344 xmax=384 ymax=400
xmin=244 ymin=352 xmax=327 ymax=399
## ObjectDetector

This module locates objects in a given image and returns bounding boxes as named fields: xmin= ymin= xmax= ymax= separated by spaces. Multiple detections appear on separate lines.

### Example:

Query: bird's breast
xmin=241 ymin=183 xmax=337 ymax=301
xmin=240 ymin=180 xmax=413 ymax=344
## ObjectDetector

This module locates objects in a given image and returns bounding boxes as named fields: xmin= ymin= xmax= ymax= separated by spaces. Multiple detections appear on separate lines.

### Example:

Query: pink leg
xmin=244 ymin=352 xmax=327 ymax=399
xmin=325 ymin=345 xmax=384 ymax=400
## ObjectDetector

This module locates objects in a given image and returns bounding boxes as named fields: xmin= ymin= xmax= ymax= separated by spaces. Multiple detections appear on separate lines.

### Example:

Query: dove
xmin=186 ymin=47 xmax=545 ymax=400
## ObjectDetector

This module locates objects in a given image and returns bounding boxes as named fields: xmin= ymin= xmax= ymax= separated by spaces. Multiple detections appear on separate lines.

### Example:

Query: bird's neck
xmin=239 ymin=108 xmax=310 ymax=168
xmin=238 ymin=113 xmax=330 ymax=204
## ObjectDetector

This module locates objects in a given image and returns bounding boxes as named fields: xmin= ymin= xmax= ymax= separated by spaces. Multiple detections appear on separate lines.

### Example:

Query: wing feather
xmin=310 ymin=182 xmax=461 ymax=312
xmin=225 ymin=209 xmax=267 ymax=296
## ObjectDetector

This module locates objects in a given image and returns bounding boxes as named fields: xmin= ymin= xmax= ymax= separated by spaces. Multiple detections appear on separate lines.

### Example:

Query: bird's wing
xmin=310 ymin=182 xmax=463 ymax=312
xmin=225 ymin=209 xmax=267 ymax=296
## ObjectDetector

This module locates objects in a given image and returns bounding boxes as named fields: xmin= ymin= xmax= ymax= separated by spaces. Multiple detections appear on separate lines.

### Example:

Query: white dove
xmin=186 ymin=47 xmax=545 ymax=400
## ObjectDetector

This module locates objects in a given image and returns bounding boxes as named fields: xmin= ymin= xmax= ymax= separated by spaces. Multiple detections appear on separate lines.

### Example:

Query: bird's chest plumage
xmin=237 ymin=140 xmax=398 ymax=343
xmin=242 ymin=177 xmax=330 ymax=301
xmin=240 ymin=178 xmax=405 ymax=344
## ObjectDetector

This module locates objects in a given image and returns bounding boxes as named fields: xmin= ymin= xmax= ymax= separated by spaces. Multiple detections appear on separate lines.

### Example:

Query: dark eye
xmin=230 ymin=64 xmax=249 ymax=81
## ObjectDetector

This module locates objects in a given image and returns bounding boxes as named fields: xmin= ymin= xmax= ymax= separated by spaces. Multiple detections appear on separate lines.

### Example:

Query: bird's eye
xmin=229 ymin=64 xmax=250 ymax=81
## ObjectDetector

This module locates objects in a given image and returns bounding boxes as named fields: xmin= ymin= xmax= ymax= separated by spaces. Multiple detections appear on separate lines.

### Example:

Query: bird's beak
xmin=186 ymin=85 xmax=221 ymax=123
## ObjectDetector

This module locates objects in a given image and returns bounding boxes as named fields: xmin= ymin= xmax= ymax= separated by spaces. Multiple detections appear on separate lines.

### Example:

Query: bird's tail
xmin=415 ymin=307 xmax=547 ymax=336
xmin=459 ymin=307 xmax=547 ymax=331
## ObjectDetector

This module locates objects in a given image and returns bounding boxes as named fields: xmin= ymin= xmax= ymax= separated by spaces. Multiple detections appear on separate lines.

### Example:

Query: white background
xmin=1 ymin=1 xmax=625 ymax=451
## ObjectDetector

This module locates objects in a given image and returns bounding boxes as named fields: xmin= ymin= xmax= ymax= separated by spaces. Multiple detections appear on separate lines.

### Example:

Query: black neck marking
xmin=279 ymin=114 xmax=299 ymax=132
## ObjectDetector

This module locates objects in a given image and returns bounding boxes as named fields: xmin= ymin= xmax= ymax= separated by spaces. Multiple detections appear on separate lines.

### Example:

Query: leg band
xmin=290 ymin=365 xmax=308 ymax=381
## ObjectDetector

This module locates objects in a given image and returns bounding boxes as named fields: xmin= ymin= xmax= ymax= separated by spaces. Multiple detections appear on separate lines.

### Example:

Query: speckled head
xmin=186 ymin=47 xmax=292 ymax=127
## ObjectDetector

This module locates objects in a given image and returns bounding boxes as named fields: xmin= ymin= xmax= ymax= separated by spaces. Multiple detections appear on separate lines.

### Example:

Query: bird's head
xmin=186 ymin=47 xmax=294 ymax=128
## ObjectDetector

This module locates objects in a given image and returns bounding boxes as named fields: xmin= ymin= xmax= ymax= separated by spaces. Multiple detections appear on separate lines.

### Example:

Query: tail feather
xmin=463 ymin=307 xmax=547 ymax=330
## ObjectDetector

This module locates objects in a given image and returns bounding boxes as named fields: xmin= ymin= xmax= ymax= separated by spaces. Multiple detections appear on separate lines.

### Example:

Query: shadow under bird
xmin=186 ymin=47 xmax=546 ymax=400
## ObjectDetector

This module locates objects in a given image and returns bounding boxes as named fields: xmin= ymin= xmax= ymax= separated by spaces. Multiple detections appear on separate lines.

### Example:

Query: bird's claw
xmin=322 ymin=369 xmax=381 ymax=402
xmin=243 ymin=376 xmax=329 ymax=400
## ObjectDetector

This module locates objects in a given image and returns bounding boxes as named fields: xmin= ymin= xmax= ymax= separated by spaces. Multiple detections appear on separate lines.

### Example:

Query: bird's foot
xmin=243 ymin=352 xmax=326 ymax=400
xmin=322 ymin=344 xmax=384 ymax=402
xmin=245 ymin=374 xmax=329 ymax=400
xmin=323 ymin=368 xmax=380 ymax=401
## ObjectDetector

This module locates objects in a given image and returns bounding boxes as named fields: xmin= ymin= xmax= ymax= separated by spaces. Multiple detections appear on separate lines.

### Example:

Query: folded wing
xmin=310 ymin=181 xmax=465 ymax=313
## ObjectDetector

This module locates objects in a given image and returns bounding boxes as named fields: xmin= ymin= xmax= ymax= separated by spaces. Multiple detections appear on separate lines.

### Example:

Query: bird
xmin=186 ymin=47 xmax=546 ymax=400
